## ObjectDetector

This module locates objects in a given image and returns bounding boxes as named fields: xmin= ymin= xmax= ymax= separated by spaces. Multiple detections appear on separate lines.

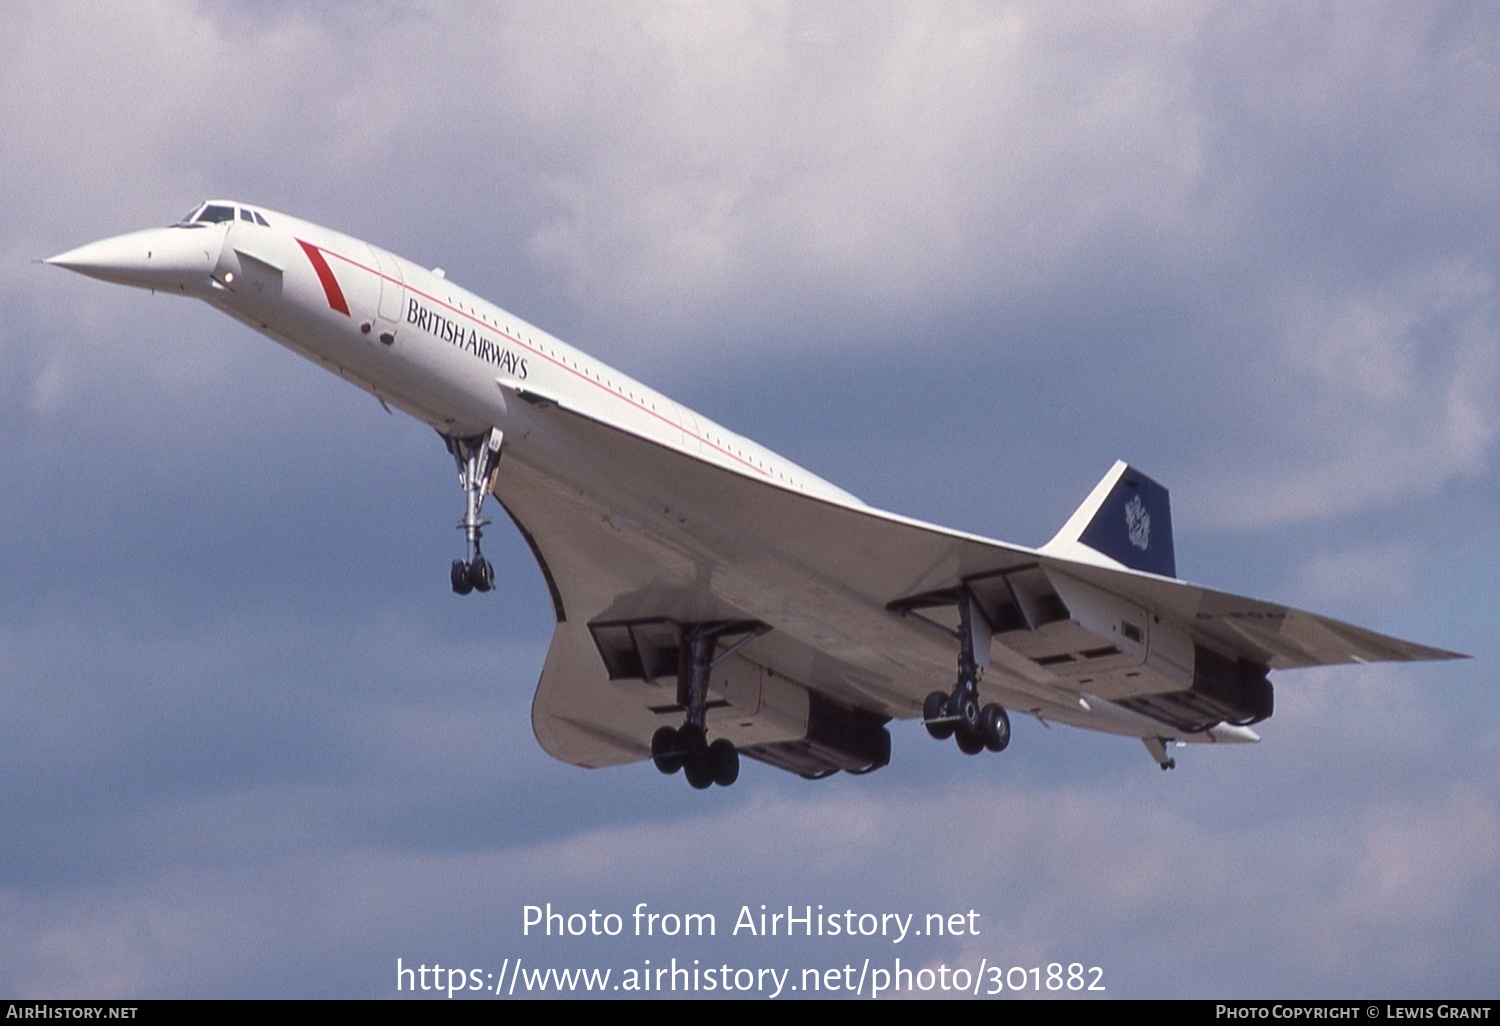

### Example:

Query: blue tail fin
xmin=1043 ymin=461 xmax=1177 ymax=578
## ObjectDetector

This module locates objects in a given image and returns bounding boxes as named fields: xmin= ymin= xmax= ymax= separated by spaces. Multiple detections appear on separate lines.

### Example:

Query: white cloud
xmin=1285 ymin=541 xmax=1422 ymax=619
xmin=510 ymin=1 xmax=1217 ymax=350
xmin=1200 ymin=261 xmax=1500 ymax=527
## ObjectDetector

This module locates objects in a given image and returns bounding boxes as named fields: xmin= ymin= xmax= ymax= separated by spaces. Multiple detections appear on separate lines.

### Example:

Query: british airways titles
xmin=406 ymin=297 xmax=528 ymax=380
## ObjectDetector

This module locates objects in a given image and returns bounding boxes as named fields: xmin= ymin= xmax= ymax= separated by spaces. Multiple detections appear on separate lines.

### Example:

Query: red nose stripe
xmin=296 ymin=239 xmax=349 ymax=316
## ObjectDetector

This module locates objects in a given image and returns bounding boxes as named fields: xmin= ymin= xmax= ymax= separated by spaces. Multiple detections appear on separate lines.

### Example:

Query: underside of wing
xmin=494 ymin=404 xmax=1462 ymax=776
xmin=1044 ymin=559 xmax=1463 ymax=669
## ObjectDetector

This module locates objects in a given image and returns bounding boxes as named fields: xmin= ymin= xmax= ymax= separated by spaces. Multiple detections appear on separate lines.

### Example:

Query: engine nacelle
xmin=741 ymin=693 xmax=892 ymax=778
xmin=1117 ymin=644 xmax=1273 ymax=733
xmin=1026 ymin=570 xmax=1273 ymax=733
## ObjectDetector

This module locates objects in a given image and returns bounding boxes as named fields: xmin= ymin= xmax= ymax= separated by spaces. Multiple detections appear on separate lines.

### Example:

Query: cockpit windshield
xmin=196 ymin=204 xmax=236 ymax=224
xmin=172 ymin=203 xmax=270 ymax=228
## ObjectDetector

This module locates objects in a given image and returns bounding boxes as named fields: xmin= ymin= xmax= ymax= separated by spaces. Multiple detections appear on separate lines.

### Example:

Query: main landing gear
xmin=650 ymin=623 xmax=767 ymax=790
xmin=921 ymin=589 xmax=1011 ymax=757
xmin=652 ymin=724 xmax=740 ymax=790
xmin=445 ymin=428 xmax=503 ymax=595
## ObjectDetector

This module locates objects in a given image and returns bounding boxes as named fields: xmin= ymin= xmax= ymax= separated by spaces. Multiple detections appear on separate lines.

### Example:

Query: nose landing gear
xmin=444 ymin=428 xmax=503 ymax=595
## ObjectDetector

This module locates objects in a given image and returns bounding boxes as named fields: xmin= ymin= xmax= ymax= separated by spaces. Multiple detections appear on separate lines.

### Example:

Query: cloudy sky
xmin=3 ymin=0 xmax=1497 ymax=999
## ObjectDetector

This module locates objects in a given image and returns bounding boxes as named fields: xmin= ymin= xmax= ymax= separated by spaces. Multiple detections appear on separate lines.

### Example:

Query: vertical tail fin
xmin=1041 ymin=460 xmax=1177 ymax=578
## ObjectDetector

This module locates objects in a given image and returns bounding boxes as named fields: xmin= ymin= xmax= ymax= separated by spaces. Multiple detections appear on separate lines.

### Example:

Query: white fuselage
xmin=203 ymin=207 xmax=863 ymax=511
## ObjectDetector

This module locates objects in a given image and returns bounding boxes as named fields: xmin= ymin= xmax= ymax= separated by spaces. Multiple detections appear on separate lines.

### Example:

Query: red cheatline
xmin=296 ymin=239 xmax=349 ymax=315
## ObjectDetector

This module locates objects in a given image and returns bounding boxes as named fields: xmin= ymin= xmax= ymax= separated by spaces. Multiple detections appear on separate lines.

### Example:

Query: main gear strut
xmin=444 ymin=428 xmax=503 ymax=595
xmin=920 ymin=588 xmax=1011 ymax=756
xmin=649 ymin=621 xmax=768 ymax=790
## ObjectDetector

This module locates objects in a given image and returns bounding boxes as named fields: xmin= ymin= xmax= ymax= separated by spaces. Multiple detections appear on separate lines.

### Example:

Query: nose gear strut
xmin=444 ymin=428 xmax=503 ymax=595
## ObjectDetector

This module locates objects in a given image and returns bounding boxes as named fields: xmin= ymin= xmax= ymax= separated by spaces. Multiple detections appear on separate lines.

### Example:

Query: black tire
xmin=450 ymin=560 xmax=473 ymax=595
xmin=923 ymin=690 xmax=955 ymax=740
xmin=955 ymin=727 xmax=985 ymax=755
xmin=684 ymin=749 xmax=715 ymax=790
xmin=980 ymin=703 xmax=1011 ymax=753
xmin=950 ymin=688 xmax=980 ymax=733
xmin=708 ymin=738 xmax=739 ymax=787
xmin=468 ymin=555 xmax=494 ymax=592
xmin=676 ymin=722 xmax=706 ymax=753
xmin=651 ymin=725 xmax=683 ymax=775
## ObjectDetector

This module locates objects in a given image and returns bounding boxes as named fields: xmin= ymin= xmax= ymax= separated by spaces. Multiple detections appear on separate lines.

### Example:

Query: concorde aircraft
xmin=46 ymin=201 xmax=1463 ymax=788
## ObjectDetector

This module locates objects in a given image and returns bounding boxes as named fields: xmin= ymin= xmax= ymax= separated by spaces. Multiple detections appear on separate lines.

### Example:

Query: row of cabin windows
xmin=167 ymin=204 xmax=797 ymax=483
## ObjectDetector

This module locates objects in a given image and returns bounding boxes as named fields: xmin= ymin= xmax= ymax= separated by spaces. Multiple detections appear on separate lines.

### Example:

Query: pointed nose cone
xmin=46 ymin=226 xmax=221 ymax=294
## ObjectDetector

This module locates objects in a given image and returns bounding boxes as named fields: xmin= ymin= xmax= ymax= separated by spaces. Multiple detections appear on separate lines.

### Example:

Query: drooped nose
xmin=45 ymin=226 xmax=221 ymax=293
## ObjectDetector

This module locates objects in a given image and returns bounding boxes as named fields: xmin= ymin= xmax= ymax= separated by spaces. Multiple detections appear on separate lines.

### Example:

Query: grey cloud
xmin=2 ymin=1 xmax=1494 ymax=999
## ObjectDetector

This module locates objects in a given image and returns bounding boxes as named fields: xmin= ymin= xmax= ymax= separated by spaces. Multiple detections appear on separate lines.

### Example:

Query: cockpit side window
xmin=239 ymin=208 xmax=254 ymax=222
xmin=173 ymin=203 xmax=210 ymax=227
xmin=253 ymin=211 xmax=270 ymax=227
